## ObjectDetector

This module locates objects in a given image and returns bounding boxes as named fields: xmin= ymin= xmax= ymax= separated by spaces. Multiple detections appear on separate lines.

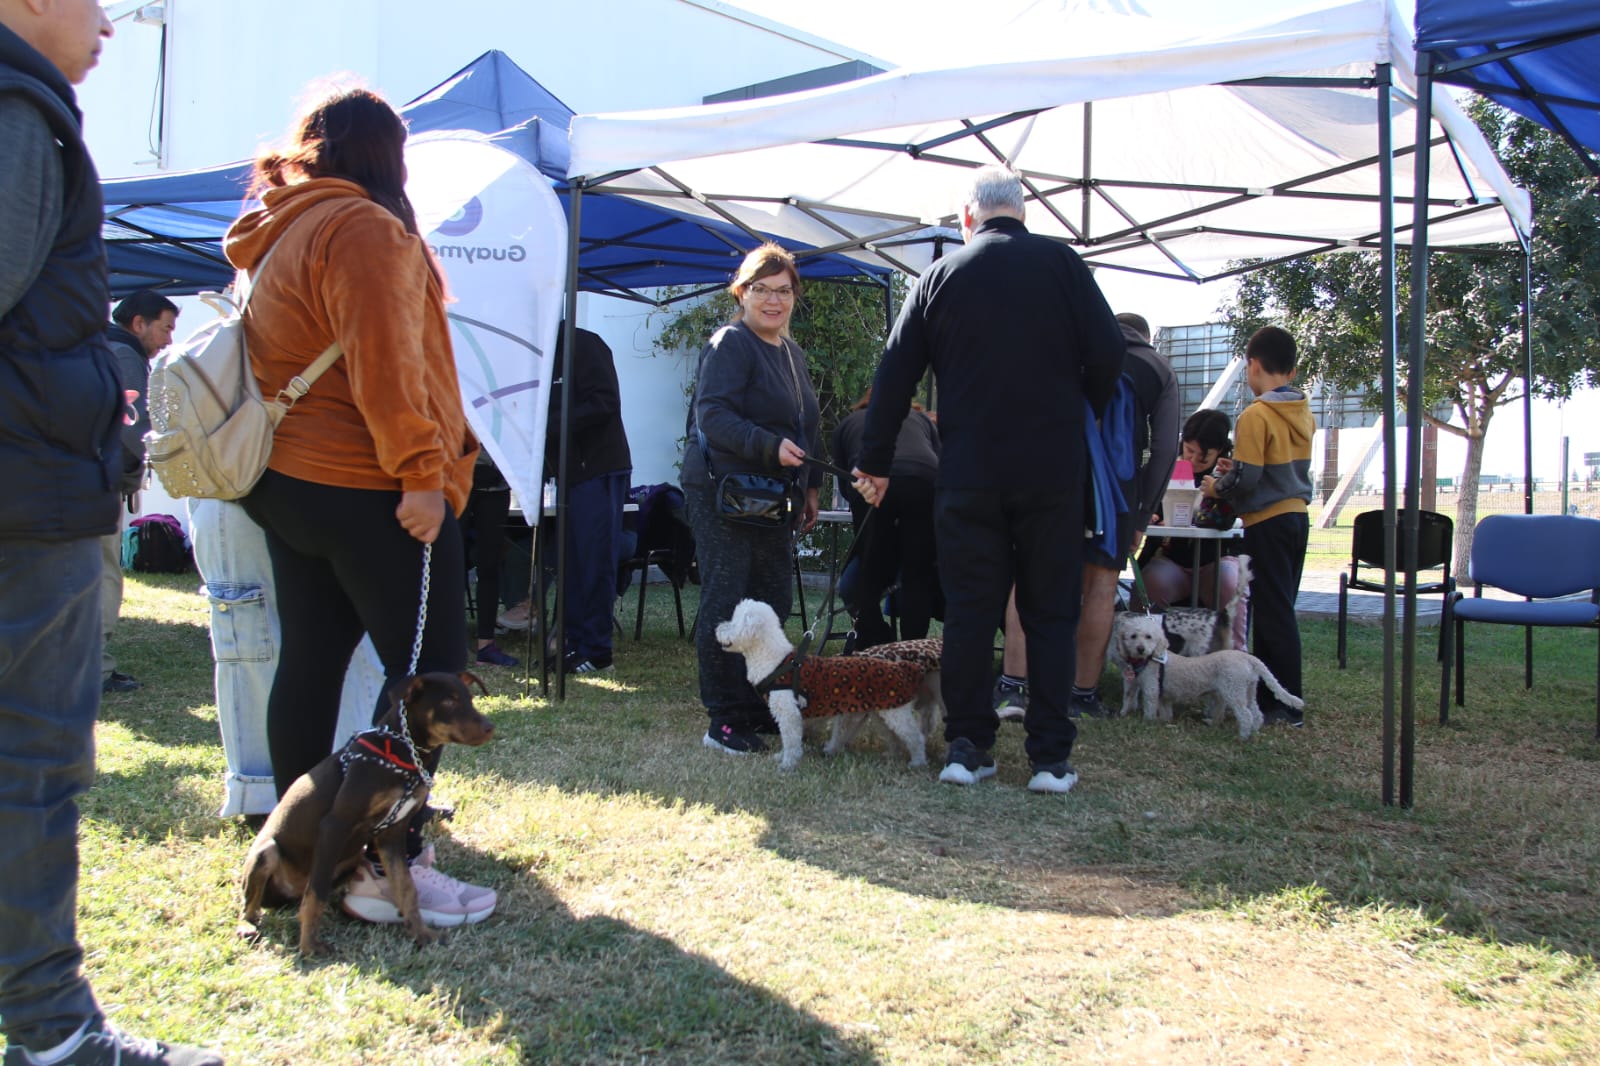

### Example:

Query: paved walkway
xmin=1296 ymin=572 xmax=1444 ymax=624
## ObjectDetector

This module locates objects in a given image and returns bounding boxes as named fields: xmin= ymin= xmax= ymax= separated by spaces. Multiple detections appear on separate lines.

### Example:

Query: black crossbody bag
xmin=711 ymin=464 xmax=795 ymax=527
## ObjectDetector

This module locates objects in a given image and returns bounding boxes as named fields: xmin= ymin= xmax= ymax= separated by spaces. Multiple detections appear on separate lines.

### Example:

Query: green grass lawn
xmin=13 ymin=571 xmax=1599 ymax=1064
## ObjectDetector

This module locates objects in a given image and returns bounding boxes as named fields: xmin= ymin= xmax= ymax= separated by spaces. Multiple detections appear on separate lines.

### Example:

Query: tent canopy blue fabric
xmin=101 ymin=51 xmax=886 ymax=299
xmin=1415 ymin=0 xmax=1600 ymax=167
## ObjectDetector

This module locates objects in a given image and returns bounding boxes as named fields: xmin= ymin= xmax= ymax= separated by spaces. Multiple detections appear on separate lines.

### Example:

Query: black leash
xmin=795 ymin=455 xmax=873 ymax=658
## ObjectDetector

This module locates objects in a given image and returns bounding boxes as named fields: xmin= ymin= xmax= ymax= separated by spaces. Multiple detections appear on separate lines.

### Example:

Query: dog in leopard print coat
xmin=855 ymin=638 xmax=944 ymax=738
xmin=716 ymin=599 xmax=933 ymax=770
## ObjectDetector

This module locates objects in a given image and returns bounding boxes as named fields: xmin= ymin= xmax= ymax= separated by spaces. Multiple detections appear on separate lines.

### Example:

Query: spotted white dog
xmin=1131 ymin=554 xmax=1253 ymax=657
xmin=1114 ymin=613 xmax=1299 ymax=739
xmin=715 ymin=599 xmax=932 ymax=770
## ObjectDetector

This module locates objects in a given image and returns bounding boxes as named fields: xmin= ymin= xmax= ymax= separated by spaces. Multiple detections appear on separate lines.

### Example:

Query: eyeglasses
xmin=748 ymin=283 xmax=795 ymax=301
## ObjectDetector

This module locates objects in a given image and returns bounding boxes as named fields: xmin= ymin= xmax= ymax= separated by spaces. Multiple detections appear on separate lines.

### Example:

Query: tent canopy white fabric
xmin=567 ymin=0 xmax=1530 ymax=282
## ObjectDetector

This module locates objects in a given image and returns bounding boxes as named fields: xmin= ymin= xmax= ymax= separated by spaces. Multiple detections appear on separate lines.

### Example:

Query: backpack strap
xmin=238 ymin=237 xmax=345 ymax=425
xmin=266 ymin=341 xmax=344 ymax=424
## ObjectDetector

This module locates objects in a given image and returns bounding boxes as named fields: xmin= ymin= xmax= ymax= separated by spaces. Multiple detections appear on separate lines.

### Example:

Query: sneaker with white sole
xmin=562 ymin=651 xmax=613 ymax=674
xmin=341 ymin=844 xmax=496 ymax=927
xmin=992 ymin=680 xmax=1028 ymax=722
xmin=938 ymin=737 xmax=997 ymax=785
xmin=1 ymin=1019 xmax=223 ymax=1066
xmin=496 ymin=600 xmax=533 ymax=632
xmin=1027 ymin=761 xmax=1079 ymax=794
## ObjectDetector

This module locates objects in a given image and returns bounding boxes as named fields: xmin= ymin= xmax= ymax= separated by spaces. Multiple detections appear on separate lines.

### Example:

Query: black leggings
xmin=242 ymin=470 xmax=467 ymax=796
xmin=464 ymin=478 xmax=511 ymax=641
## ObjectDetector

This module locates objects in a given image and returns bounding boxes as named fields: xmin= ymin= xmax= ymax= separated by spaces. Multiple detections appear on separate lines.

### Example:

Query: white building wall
xmin=82 ymin=0 xmax=866 ymax=487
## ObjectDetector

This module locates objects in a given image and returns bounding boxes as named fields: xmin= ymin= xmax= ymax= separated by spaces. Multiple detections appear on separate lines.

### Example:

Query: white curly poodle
xmin=715 ymin=599 xmax=931 ymax=770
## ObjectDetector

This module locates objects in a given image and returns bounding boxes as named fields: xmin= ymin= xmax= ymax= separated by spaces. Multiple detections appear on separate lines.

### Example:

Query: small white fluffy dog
xmin=1114 ymin=613 xmax=1301 ymax=739
xmin=715 ymin=599 xmax=931 ymax=770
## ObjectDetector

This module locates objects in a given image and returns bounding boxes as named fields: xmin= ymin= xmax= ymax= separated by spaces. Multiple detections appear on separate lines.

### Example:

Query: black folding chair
xmin=1337 ymin=509 xmax=1454 ymax=668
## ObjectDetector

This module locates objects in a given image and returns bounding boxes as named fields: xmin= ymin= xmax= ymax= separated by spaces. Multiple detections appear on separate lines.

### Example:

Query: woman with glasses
xmin=683 ymin=244 xmax=823 ymax=755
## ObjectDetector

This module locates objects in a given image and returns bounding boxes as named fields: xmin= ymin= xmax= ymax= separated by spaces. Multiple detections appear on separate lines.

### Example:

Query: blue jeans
xmin=0 ymin=537 xmax=104 ymax=1051
xmin=558 ymin=471 xmax=630 ymax=660
xmin=188 ymin=499 xmax=384 ymax=817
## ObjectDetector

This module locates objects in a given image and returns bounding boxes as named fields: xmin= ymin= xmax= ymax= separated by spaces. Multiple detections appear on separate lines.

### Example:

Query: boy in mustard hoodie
xmin=1203 ymin=327 xmax=1314 ymax=726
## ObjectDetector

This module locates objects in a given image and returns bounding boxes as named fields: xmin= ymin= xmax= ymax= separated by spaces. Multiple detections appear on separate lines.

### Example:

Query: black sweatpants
xmin=682 ymin=473 xmax=795 ymax=729
xmin=242 ymin=470 xmax=467 ymax=795
xmin=936 ymin=487 xmax=1082 ymax=767
xmin=1243 ymin=510 xmax=1308 ymax=711
xmin=849 ymin=475 xmax=938 ymax=647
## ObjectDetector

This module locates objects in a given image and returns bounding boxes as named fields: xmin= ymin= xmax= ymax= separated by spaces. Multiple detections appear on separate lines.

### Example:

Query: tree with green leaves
xmin=1223 ymin=102 xmax=1600 ymax=562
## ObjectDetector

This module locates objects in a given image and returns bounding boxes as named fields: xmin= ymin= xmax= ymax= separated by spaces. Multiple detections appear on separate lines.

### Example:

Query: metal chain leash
xmin=394 ymin=541 xmax=433 ymax=789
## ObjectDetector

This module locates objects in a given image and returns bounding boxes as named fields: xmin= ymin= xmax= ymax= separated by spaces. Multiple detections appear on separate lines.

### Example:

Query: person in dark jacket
xmin=0 ymin=3 xmax=221 ymax=1064
xmin=852 ymin=166 xmax=1124 ymax=796
xmin=545 ymin=325 xmax=632 ymax=674
xmin=832 ymin=389 xmax=940 ymax=647
xmin=99 ymin=289 xmax=178 ymax=694
xmin=683 ymin=243 xmax=823 ymax=755
xmin=992 ymin=311 xmax=1179 ymax=721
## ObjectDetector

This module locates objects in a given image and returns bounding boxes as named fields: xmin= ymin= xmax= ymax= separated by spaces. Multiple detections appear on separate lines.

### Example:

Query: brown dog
xmin=237 ymin=671 xmax=494 ymax=955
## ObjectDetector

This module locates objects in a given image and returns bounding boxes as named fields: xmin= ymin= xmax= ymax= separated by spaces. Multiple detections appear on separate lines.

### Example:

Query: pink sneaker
xmin=341 ymin=844 xmax=496 ymax=927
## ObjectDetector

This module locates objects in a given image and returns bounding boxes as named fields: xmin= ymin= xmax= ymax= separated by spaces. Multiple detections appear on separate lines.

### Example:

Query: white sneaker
xmin=496 ymin=600 xmax=533 ymax=632
xmin=341 ymin=844 xmax=496 ymax=927
xmin=937 ymin=738 xmax=997 ymax=785
xmin=1027 ymin=762 xmax=1079 ymax=794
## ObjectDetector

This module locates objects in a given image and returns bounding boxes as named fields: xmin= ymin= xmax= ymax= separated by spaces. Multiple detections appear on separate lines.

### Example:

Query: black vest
xmin=0 ymin=25 xmax=121 ymax=540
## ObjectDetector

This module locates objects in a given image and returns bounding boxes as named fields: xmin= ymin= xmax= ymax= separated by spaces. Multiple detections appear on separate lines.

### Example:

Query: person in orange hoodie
xmin=226 ymin=85 xmax=493 ymax=928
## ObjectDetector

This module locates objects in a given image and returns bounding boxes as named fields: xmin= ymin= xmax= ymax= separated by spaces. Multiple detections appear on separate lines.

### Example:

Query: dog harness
xmin=1121 ymin=652 xmax=1168 ymax=694
xmin=757 ymin=651 xmax=925 ymax=718
xmin=337 ymin=727 xmax=432 ymax=833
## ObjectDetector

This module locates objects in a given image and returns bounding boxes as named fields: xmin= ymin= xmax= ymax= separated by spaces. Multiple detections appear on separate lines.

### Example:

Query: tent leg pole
xmin=1401 ymin=58 xmax=1435 ymax=810
xmin=1376 ymin=63 xmax=1399 ymax=808
xmin=554 ymin=182 xmax=585 ymax=702
xmin=1523 ymin=249 xmax=1534 ymax=515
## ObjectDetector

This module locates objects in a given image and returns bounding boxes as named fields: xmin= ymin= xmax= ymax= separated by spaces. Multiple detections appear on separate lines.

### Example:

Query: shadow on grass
xmin=246 ymin=837 xmax=878 ymax=1064
xmin=82 ymin=751 xmax=226 ymax=845
xmin=479 ymin=606 xmax=1600 ymax=962
xmin=96 ymin=613 xmax=220 ymax=748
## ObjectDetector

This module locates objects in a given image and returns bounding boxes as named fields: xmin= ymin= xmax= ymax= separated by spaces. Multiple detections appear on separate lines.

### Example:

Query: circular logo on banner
xmin=437 ymin=197 xmax=484 ymax=237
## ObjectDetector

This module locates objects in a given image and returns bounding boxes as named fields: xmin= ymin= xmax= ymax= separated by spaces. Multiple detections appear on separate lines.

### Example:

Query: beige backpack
xmin=144 ymin=245 xmax=341 ymax=500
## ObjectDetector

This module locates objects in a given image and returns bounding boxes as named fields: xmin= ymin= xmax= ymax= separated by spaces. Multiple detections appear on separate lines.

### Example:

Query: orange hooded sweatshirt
xmin=223 ymin=177 xmax=475 ymax=515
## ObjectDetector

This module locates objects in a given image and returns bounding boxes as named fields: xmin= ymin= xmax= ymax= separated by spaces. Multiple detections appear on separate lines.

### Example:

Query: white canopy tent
xmin=568 ymin=0 xmax=1529 ymax=281
xmin=562 ymin=0 xmax=1535 ymax=806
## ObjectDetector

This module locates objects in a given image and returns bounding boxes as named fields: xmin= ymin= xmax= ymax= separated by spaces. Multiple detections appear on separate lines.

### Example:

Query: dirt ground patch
xmin=991 ymin=879 xmax=1586 ymax=1065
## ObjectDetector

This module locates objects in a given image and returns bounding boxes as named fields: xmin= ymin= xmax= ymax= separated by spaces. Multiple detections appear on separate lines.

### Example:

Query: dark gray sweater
xmin=683 ymin=319 xmax=822 ymax=492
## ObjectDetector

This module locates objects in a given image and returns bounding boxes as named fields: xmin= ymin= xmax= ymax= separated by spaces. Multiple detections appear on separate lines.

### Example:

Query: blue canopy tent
xmin=1382 ymin=2 xmax=1600 ymax=803
xmin=100 ymin=50 xmax=893 ymax=300
xmin=104 ymin=50 xmax=899 ymax=700
xmin=1416 ymin=0 xmax=1600 ymax=172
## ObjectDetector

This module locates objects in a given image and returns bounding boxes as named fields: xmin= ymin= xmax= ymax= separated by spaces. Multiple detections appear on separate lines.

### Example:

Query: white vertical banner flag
xmin=406 ymin=132 xmax=568 ymax=525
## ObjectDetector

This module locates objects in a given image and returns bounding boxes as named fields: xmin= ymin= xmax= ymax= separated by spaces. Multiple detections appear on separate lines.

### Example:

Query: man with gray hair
xmin=853 ymin=165 xmax=1124 ymax=794
xmin=1 ymin=0 xmax=220 ymax=1062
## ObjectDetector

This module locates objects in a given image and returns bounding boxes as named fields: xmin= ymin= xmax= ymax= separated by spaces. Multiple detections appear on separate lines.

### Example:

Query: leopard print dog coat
xmin=856 ymin=637 xmax=942 ymax=674
xmin=760 ymin=652 xmax=925 ymax=719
